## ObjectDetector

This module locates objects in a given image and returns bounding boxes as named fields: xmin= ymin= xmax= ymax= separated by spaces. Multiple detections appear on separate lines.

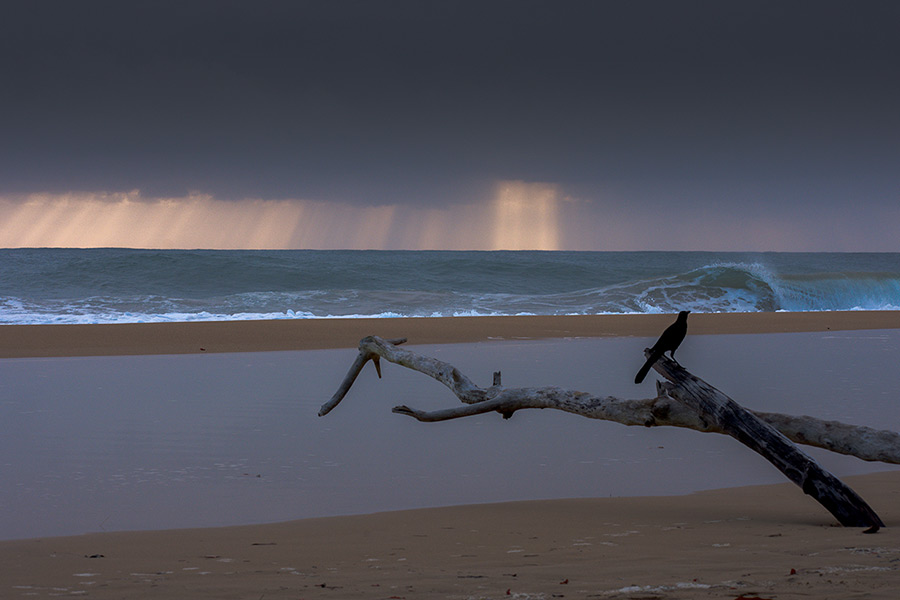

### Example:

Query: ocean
xmin=1 ymin=249 xmax=899 ymax=324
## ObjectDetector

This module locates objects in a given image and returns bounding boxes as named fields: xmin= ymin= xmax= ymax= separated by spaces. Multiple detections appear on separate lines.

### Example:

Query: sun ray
xmin=491 ymin=181 xmax=560 ymax=250
xmin=1 ymin=183 xmax=566 ymax=250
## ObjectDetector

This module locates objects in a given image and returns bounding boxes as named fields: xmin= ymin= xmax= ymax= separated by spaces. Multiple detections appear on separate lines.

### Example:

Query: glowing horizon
xmin=0 ymin=182 xmax=564 ymax=250
xmin=3 ymin=185 xmax=896 ymax=252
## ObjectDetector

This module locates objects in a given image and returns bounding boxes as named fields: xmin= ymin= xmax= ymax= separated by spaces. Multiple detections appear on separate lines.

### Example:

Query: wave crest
xmin=597 ymin=262 xmax=900 ymax=314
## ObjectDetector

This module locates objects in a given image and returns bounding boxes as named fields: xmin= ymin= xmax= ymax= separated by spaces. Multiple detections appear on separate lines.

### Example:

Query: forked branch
xmin=320 ymin=336 xmax=900 ymax=466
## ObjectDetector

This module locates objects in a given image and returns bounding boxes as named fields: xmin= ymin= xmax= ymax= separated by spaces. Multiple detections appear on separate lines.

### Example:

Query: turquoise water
xmin=1 ymin=249 xmax=899 ymax=323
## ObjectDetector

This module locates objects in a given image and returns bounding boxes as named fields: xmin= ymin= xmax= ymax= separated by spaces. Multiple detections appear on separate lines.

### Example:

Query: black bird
xmin=634 ymin=310 xmax=690 ymax=384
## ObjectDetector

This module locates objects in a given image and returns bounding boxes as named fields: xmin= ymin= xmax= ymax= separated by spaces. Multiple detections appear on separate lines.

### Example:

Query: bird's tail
xmin=634 ymin=351 xmax=660 ymax=384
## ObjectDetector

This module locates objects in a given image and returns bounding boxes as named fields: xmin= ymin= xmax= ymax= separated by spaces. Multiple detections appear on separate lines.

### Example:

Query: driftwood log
xmin=320 ymin=336 xmax=897 ymax=530
xmin=649 ymin=351 xmax=884 ymax=531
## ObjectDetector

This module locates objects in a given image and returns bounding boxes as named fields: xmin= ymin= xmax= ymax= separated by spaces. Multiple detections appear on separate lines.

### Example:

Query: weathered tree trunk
xmin=321 ymin=336 xmax=896 ymax=530
xmin=649 ymin=352 xmax=884 ymax=531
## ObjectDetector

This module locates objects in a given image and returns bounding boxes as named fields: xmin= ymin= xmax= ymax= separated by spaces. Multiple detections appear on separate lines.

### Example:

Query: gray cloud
xmin=1 ymin=1 xmax=898 ymax=245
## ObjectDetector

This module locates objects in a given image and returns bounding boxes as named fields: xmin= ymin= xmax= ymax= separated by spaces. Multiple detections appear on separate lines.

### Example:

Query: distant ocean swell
xmin=1 ymin=249 xmax=898 ymax=324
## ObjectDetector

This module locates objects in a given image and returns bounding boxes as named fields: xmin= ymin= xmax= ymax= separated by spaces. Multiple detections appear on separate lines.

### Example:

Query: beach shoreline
xmin=2 ymin=310 xmax=900 ymax=358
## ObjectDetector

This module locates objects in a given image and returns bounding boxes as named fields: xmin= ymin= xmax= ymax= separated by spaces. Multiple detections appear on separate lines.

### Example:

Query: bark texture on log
xmin=649 ymin=352 xmax=884 ymax=530
xmin=321 ymin=337 xmax=900 ymax=464
xmin=320 ymin=336 xmax=896 ymax=529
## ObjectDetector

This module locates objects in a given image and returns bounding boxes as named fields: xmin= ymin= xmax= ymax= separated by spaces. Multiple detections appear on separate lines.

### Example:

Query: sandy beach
xmin=2 ymin=311 xmax=899 ymax=598
xmin=2 ymin=310 xmax=900 ymax=358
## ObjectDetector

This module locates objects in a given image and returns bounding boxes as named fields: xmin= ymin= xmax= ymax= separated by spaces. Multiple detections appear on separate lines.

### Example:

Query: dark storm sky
xmin=1 ymin=1 xmax=898 ymax=249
